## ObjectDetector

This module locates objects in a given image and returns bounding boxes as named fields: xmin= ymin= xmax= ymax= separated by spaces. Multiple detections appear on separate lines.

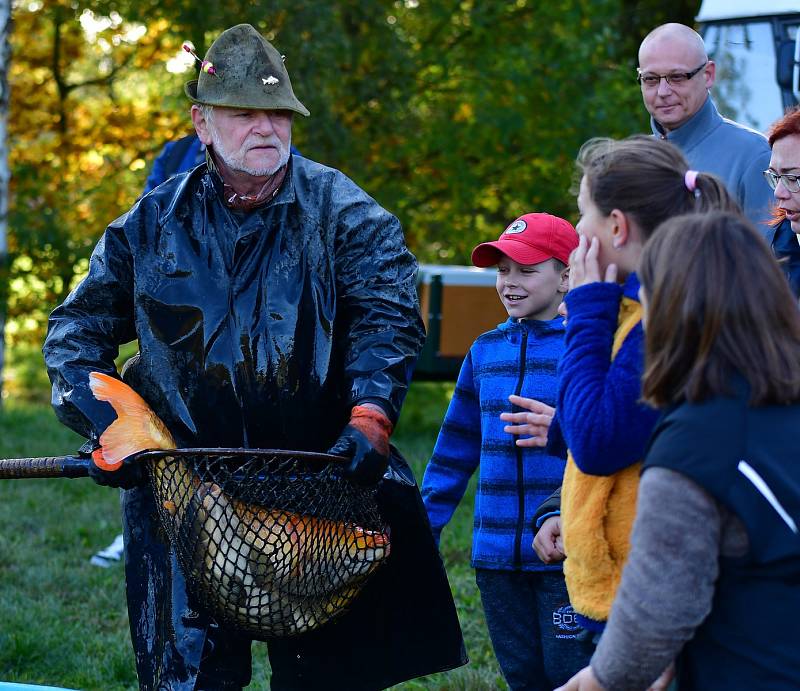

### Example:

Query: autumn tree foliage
xmin=0 ymin=0 xmax=9 ymax=401
xmin=9 ymin=3 xmax=182 ymax=354
xmin=7 ymin=0 xmax=699 ymax=369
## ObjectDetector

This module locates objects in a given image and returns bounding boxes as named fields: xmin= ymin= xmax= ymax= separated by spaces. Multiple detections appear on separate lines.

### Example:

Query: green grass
xmin=0 ymin=382 xmax=504 ymax=690
xmin=0 ymin=404 xmax=135 ymax=690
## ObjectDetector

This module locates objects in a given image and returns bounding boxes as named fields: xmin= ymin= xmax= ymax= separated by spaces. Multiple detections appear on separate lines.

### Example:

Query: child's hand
xmin=533 ymin=515 xmax=565 ymax=563
xmin=647 ymin=662 xmax=675 ymax=691
xmin=555 ymin=666 xmax=606 ymax=691
xmin=569 ymin=235 xmax=617 ymax=289
xmin=501 ymin=395 xmax=554 ymax=447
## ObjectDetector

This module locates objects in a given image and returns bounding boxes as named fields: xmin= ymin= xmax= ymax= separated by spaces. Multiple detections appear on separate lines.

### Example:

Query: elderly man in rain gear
xmin=43 ymin=23 xmax=466 ymax=691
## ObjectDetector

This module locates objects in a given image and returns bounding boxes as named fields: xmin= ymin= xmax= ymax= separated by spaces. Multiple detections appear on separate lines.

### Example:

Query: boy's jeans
xmin=476 ymin=568 xmax=591 ymax=691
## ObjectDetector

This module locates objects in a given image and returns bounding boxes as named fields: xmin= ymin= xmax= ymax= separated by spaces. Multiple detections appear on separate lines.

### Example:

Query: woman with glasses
xmin=764 ymin=107 xmax=800 ymax=297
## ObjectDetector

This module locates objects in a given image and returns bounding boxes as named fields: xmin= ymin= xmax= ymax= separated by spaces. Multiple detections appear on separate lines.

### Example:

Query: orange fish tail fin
xmin=88 ymin=371 xmax=175 ymax=464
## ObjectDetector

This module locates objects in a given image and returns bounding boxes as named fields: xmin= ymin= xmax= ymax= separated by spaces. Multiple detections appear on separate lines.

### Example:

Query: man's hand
xmin=87 ymin=448 xmax=145 ymax=489
xmin=568 ymin=235 xmax=618 ymax=290
xmin=500 ymin=395 xmax=554 ymax=447
xmin=555 ymin=666 xmax=606 ymax=691
xmin=533 ymin=515 xmax=565 ymax=563
xmin=328 ymin=405 xmax=392 ymax=486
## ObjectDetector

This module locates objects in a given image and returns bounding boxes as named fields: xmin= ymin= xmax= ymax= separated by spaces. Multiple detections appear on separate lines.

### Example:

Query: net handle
xmin=0 ymin=448 xmax=347 ymax=480
xmin=0 ymin=455 xmax=91 ymax=479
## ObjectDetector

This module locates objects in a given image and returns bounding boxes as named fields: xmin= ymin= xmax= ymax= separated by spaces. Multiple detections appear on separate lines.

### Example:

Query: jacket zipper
xmin=512 ymin=325 xmax=528 ymax=568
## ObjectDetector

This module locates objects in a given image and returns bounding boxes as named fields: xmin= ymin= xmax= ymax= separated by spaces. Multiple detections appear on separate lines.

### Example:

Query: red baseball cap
xmin=471 ymin=213 xmax=578 ymax=267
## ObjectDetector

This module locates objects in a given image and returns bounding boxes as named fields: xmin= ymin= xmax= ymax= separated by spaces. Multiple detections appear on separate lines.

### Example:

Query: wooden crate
xmin=416 ymin=264 xmax=507 ymax=378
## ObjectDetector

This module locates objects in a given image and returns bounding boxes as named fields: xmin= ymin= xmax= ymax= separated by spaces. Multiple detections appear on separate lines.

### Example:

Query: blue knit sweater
xmin=421 ymin=316 xmax=568 ymax=571
xmin=557 ymin=274 xmax=660 ymax=475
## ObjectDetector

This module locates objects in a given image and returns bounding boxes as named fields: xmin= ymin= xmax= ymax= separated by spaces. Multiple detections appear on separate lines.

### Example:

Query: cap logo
xmin=504 ymin=219 xmax=527 ymax=235
xmin=262 ymin=75 xmax=279 ymax=86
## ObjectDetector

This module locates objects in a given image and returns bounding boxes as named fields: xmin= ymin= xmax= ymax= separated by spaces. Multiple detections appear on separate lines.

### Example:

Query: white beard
xmin=208 ymin=121 xmax=290 ymax=177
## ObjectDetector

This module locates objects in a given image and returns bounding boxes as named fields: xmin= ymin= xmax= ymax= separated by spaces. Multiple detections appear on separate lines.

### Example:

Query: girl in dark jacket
xmin=559 ymin=212 xmax=800 ymax=690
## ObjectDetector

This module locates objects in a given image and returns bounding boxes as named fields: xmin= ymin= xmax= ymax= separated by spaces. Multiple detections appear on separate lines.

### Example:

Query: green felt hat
xmin=184 ymin=24 xmax=309 ymax=116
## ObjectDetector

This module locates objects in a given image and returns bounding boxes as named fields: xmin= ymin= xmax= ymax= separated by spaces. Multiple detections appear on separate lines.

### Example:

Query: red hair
xmin=767 ymin=108 xmax=800 ymax=225
xmin=768 ymin=107 xmax=800 ymax=146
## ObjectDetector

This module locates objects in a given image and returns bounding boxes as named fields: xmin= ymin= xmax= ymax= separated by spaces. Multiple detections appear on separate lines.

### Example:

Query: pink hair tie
xmin=684 ymin=169 xmax=699 ymax=194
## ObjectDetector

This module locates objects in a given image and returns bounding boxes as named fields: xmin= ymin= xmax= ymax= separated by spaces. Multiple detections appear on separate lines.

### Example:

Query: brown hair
xmin=576 ymin=135 xmax=741 ymax=242
xmin=640 ymin=212 xmax=800 ymax=406
xmin=766 ymin=107 xmax=800 ymax=226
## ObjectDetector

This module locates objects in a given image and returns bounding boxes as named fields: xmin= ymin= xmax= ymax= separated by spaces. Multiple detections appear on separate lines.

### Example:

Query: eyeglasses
xmin=636 ymin=62 xmax=707 ymax=88
xmin=763 ymin=169 xmax=800 ymax=193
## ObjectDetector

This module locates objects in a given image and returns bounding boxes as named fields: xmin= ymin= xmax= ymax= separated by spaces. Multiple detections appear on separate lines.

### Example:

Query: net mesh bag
xmin=147 ymin=449 xmax=390 ymax=639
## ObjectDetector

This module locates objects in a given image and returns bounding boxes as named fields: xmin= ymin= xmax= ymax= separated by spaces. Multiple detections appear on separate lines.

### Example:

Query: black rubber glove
xmin=328 ymin=425 xmax=390 ymax=486
xmin=83 ymin=441 xmax=146 ymax=490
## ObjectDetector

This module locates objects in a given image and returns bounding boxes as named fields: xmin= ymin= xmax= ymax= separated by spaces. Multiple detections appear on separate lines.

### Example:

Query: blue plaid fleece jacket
xmin=421 ymin=316 xmax=567 ymax=571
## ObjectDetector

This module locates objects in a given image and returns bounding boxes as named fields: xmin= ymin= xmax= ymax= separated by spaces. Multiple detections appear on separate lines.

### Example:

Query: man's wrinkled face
xmin=638 ymin=38 xmax=714 ymax=132
xmin=195 ymin=106 xmax=292 ymax=176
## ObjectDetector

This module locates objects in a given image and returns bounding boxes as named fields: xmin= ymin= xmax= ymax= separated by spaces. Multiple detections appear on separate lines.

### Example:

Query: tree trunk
xmin=0 ymin=0 xmax=10 ymax=405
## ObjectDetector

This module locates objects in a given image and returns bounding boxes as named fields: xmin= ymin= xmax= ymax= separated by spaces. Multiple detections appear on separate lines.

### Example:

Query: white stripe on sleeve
xmin=737 ymin=460 xmax=798 ymax=534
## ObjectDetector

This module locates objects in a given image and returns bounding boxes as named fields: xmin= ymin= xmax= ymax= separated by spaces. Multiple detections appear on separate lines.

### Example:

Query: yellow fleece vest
xmin=561 ymin=295 xmax=642 ymax=622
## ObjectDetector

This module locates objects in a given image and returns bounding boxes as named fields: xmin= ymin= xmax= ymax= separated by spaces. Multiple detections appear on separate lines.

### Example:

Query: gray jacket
xmin=651 ymin=96 xmax=773 ymax=232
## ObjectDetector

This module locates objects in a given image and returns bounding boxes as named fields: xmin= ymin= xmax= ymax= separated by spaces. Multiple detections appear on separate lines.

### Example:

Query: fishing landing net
xmin=147 ymin=448 xmax=390 ymax=639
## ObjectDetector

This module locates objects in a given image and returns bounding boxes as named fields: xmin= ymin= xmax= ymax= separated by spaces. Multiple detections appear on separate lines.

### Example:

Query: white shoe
xmin=90 ymin=533 xmax=125 ymax=567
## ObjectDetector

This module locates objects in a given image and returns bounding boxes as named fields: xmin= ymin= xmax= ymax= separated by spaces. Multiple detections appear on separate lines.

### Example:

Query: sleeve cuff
xmin=564 ymin=281 xmax=623 ymax=318
xmin=535 ymin=510 xmax=561 ymax=530
xmin=352 ymin=397 xmax=394 ymax=423
xmin=591 ymin=662 xmax=612 ymax=691
xmin=546 ymin=413 xmax=568 ymax=458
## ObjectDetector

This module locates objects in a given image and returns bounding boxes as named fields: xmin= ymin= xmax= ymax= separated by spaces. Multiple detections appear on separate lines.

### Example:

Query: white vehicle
xmin=698 ymin=0 xmax=800 ymax=132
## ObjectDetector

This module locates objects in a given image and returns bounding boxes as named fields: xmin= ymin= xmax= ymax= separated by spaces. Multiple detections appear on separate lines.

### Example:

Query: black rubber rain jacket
xmin=43 ymin=156 xmax=466 ymax=689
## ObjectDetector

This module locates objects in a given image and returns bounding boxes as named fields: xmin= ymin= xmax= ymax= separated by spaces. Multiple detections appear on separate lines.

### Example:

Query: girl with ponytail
xmin=503 ymin=136 xmax=741 ymax=688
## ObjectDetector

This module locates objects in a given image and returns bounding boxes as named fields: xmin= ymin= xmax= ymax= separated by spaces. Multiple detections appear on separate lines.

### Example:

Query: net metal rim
xmin=135 ymin=447 xmax=347 ymax=464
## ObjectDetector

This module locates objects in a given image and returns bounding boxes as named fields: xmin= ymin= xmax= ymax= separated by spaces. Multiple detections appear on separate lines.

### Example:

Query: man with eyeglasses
xmin=638 ymin=23 xmax=773 ymax=230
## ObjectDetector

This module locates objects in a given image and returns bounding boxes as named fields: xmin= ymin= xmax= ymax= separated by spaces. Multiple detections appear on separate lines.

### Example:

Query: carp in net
xmin=148 ymin=448 xmax=390 ymax=639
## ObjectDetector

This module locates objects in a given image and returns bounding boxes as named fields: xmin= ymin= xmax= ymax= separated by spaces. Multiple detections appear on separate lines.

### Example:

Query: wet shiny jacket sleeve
xmin=332 ymin=180 xmax=425 ymax=423
xmin=42 ymin=215 xmax=137 ymax=440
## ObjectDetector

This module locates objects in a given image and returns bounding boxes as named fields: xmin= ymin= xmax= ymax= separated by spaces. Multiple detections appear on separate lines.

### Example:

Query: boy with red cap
xmin=422 ymin=213 xmax=590 ymax=690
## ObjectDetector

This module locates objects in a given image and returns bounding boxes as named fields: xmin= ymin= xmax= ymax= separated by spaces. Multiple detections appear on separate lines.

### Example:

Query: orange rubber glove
xmin=328 ymin=405 xmax=393 ymax=485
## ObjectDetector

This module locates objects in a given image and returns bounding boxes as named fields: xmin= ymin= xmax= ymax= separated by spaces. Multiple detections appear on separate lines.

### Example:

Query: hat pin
xmin=182 ymin=42 xmax=217 ymax=75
